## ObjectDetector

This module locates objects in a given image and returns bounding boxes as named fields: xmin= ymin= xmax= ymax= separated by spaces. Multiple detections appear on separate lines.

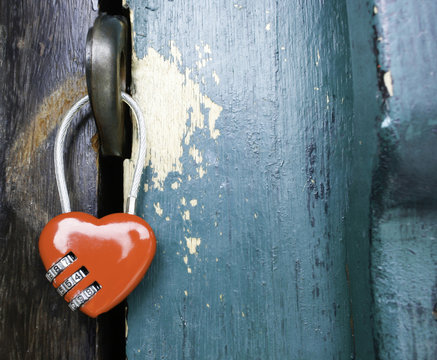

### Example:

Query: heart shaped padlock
xmin=39 ymin=93 xmax=156 ymax=317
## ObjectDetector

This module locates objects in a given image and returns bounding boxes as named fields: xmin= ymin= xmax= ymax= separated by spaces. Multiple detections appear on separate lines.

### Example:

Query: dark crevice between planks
xmin=96 ymin=1 xmax=132 ymax=360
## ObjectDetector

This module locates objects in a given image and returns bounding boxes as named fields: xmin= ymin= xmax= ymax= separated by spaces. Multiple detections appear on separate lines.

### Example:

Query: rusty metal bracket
xmin=86 ymin=14 xmax=128 ymax=157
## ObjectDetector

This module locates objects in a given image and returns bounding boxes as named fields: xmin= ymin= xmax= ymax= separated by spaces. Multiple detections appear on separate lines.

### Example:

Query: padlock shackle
xmin=86 ymin=14 xmax=129 ymax=157
xmin=54 ymin=92 xmax=146 ymax=215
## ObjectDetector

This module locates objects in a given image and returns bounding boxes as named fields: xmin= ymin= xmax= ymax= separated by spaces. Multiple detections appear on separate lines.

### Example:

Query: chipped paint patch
xmin=171 ymin=181 xmax=180 ymax=190
xmin=190 ymin=199 xmax=198 ymax=207
xmin=381 ymin=116 xmax=392 ymax=129
xmin=186 ymin=236 xmax=201 ymax=255
xmin=183 ymin=255 xmax=188 ymax=264
xmin=204 ymin=44 xmax=212 ymax=54
xmin=131 ymin=42 xmax=223 ymax=190
xmin=265 ymin=23 xmax=271 ymax=31
xmin=189 ymin=145 xmax=203 ymax=164
xmin=197 ymin=166 xmax=207 ymax=178
xmin=154 ymin=202 xmax=163 ymax=216
xmin=182 ymin=210 xmax=190 ymax=221
xmin=212 ymin=70 xmax=220 ymax=85
xmin=383 ymin=70 xmax=394 ymax=97
xmin=181 ymin=197 xmax=187 ymax=206
xmin=184 ymin=290 xmax=188 ymax=296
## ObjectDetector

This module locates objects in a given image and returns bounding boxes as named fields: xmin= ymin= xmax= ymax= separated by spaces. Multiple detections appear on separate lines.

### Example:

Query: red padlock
xmin=39 ymin=93 xmax=156 ymax=318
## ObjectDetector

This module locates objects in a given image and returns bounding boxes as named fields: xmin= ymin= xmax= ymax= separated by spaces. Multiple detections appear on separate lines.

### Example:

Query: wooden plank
xmin=126 ymin=0 xmax=357 ymax=358
xmin=0 ymin=1 xmax=98 ymax=359
xmin=343 ymin=2 xmax=380 ymax=358
xmin=370 ymin=0 xmax=437 ymax=358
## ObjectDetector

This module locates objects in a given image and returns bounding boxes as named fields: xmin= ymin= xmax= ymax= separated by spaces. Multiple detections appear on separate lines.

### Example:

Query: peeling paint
xmin=182 ymin=210 xmax=190 ymax=221
xmin=197 ymin=166 xmax=207 ymax=178
xmin=186 ymin=236 xmax=201 ymax=255
xmin=131 ymin=43 xmax=223 ymax=190
xmin=190 ymin=199 xmax=198 ymax=207
xmin=181 ymin=197 xmax=186 ymax=206
xmin=171 ymin=181 xmax=180 ymax=190
xmin=383 ymin=70 xmax=394 ymax=96
xmin=189 ymin=145 xmax=203 ymax=164
xmin=212 ymin=70 xmax=220 ymax=85
xmin=154 ymin=202 xmax=163 ymax=216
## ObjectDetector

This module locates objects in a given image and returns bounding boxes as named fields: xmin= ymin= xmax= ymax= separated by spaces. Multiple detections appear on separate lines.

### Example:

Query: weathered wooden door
xmin=0 ymin=1 xmax=127 ymax=359
xmin=1 ymin=0 xmax=436 ymax=359
xmin=125 ymin=0 xmax=437 ymax=359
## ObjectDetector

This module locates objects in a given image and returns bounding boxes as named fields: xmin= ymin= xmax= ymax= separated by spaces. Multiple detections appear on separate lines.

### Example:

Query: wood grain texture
xmin=0 ymin=2 xmax=98 ymax=359
xmin=371 ymin=0 xmax=437 ymax=358
xmin=343 ymin=2 xmax=380 ymax=358
xmin=126 ymin=0 xmax=357 ymax=358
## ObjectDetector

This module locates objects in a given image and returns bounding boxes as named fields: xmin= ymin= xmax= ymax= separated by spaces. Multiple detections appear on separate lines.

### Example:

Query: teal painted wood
xmin=371 ymin=0 xmax=437 ymax=358
xmin=344 ymin=2 xmax=380 ymax=358
xmin=126 ymin=1 xmax=358 ymax=358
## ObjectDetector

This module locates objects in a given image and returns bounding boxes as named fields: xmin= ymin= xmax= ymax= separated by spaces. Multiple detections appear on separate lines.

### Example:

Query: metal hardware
xmin=68 ymin=282 xmax=102 ymax=311
xmin=56 ymin=267 xmax=89 ymax=296
xmin=45 ymin=252 xmax=77 ymax=282
xmin=86 ymin=14 xmax=128 ymax=157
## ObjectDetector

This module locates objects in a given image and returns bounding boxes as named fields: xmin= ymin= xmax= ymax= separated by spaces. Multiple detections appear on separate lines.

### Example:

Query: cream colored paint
xmin=130 ymin=42 xmax=223 ymax=191
xmin=182 ymin=210 xmax=190 ymax=221
xmin=154 ymin=202 xmax=163 ymax=216
xmin=171 ymin=181 xmax=180 ymax=190
xmin=197 ymin=166 xmax=207 ymax=178
xmin=189 ymin=145 xmax=203 ymax=164
xmin=186 ymin=236 xmax=201 ymax=255
xmin=181 ymin=197 xmax=187 ymax=206
xmin=383 ymin=70 xmax=394 ymax=97
xmin=212 ymin=71 xmax=220 ymax=85
xmin=190 ymin=199 xmax=198 ymax=207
